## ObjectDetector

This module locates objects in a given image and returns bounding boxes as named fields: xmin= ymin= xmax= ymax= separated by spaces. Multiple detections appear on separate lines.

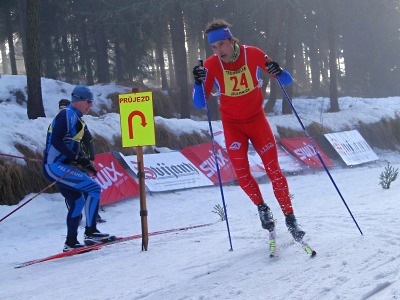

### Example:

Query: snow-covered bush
xmin=379 ymin=163 xmax=398 ymax=189
xmin=212 ymin=204 xmax=226 ymax=221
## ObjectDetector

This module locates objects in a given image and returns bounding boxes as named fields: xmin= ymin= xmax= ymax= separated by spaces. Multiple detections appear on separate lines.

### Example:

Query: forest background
xmin=1 ymin=0 xmax=400 ymax=207
xmin=1 ymin=0 xmax=400 ymax=120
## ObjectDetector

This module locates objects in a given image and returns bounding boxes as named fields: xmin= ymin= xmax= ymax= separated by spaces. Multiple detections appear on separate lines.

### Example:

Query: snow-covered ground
xmin=1 ymin=75 xmax=400 ymax=299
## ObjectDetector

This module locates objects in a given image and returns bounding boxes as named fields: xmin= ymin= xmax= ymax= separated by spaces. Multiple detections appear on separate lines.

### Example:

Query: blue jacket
xmin=43 ymin=105 xmax=86 ymax=165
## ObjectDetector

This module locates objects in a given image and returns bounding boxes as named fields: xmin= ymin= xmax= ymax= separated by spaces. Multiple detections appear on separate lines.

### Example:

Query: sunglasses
xmin=72 ymin=93 xmax=93 ymax=104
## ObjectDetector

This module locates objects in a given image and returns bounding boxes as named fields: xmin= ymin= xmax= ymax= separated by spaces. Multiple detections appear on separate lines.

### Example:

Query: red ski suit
xmin=202 ymin=45 xmax=293 ymax=214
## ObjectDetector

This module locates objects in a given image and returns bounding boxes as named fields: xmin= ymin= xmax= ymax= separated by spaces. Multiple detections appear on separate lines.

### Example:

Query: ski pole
xmin=0 ymin=166 xmax=78 ymax=223
xmin=199 ymin=59 xmax=233 ymax=251
xmin=274 ymin=75 xmax=363 ymax=235
xmin=0 ymin=153 xmax=41 ymax=162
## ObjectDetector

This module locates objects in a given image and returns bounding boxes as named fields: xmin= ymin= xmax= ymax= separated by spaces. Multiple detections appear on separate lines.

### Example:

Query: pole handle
xmin=264 ymin=54 xmax=273 ymax=66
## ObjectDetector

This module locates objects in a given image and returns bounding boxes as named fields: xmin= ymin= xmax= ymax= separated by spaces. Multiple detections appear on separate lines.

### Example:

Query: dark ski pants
xmin=44 ymin=163 xmax=101 ymax=242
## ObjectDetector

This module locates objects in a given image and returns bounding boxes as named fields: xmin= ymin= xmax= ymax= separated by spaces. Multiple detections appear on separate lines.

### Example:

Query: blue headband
xmin=207 ymin=27 xmax=233 ymax=44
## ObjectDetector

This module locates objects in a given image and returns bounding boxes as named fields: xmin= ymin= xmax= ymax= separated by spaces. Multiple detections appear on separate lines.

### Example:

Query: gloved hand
xmin=193 ymin=66 xmax=207 ymax=85
xmin=76 ymin=157 xmax=97 ymax=176
xmin=266 ymin=61 xmax=283 ymax=77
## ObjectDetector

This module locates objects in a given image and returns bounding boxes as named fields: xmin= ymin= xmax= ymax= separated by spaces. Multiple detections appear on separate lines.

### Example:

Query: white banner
xmin=121 ymin=152 xmax=214 ymax=192
xmin=324 ymin=130 xmax=378 ymax=166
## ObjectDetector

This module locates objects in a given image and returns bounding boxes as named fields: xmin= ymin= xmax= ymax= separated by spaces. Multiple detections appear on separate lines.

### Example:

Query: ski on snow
xmin=15 ymin=223 xmax=214 ymax=268
xmin=297 ymin=239 xmax=317 ymax=257
xmin=269 ymin=229 xmax=277 ymax=257
xmin=269 ymin=228 xmax=316 ymax=258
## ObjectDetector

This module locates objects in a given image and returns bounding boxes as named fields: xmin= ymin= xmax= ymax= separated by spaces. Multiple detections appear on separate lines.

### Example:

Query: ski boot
xmin=63 ymin=238 xmax=85 ymax=252
xmin=285 ymin=213 xmax=305 ymax=241
xmin=84 ymin=227 xmax=114 ymax=246
xmin=257 ymin=202 xmax=275 ymax=232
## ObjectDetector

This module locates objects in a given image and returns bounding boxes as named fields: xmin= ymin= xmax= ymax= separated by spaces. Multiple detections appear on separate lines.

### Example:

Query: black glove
xmin=266 ymin=61 xmax=283 ymax=77
xmin=76 ymin=157 xmax=97 ymax=176
xmin=193 ymin=66 xmax=207 ymax=85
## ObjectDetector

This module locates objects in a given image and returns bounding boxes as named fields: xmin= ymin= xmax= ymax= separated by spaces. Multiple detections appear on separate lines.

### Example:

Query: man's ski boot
xmin=84 ymin=227 xmax=115 ymax=246
xmin=257 ymin=202 xmax=275 ymax=232
xmin=63 ymin=238 xmax=85 ymax=252
xmin=285 ymin=213 xmax=305 ymax=241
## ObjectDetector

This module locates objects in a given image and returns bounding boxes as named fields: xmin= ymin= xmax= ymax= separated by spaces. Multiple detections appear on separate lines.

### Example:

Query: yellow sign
xmin=118 ymin=91 xmax=155 ymax=147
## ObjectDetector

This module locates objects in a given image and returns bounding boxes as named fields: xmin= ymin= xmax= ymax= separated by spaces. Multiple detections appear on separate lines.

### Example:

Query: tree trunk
xmin=155 ymin=39 xmax=168 ymax=90
xmin=309 ymin=34 xmax=321 ymax=96
xmin=39 ymin=1 xmax=57 ymax=79
xmin=169 ymin=1 xmax=190 ymax=119
xmin=17 ymin=0 xmax=27 ymax=72
xmin=82 ymin=21 xmax=94 ymax=85
xmin=4 ymin=2 xmax=18 ymax=75
xmin=186 ymin=34 xmax=198 ymax=86
xmin=114 ymin=40 xmax=125 ymax=83
xmin=199 ymin=1 xmax=212 ymax=59
xmin=41 ymin=32 xmax=57 ymax=79
xmin=26 ymin=0 xmax=45 ymax=119
xmin=327 ymin=4 xmax=339 ymax=112
xmin=282 ymin=3 xmax=295 ymax=115
xmin=93 ymin=23 xmax=110 ymax=83
xmin=264 ymin=1 xmax=285 ymax=113
xmin=61 ymin=33 xmax=74 ymax=83
xmin=1 ymin=41 xmax=10 ymax=74
xmin=77 ymin=31 xmax=87 ymax=82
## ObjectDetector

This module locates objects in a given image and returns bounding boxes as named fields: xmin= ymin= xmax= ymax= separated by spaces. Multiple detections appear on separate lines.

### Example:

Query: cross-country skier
xmin=58 ymin=99 xmax=106 ymax=224
xmin=43 ymin=85 xmax=113 ymax=251
xmin=192 ymin=19 xmax=305 ymax=241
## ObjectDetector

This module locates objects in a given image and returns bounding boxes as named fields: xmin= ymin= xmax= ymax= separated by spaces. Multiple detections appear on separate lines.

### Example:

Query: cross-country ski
xmin=15 ymin=223 xmax=215 ymax=268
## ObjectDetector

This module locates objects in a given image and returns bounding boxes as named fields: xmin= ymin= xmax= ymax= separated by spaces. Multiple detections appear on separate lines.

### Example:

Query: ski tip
xmin=15 ymin=264 xmax=26 ymax=269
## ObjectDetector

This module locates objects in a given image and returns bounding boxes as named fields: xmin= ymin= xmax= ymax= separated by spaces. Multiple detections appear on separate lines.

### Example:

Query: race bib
xmin=223 ymin=65 xmax=255 ymax=97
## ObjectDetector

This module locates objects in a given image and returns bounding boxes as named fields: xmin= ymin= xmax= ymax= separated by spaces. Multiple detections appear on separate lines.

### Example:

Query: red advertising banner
xmin=278 ymin=137 xmax=334 ymax=167
xmin=94 ymin=153 xmax=140 ymax=205
xmin=181 ymin=142 xmax=237 ymax=184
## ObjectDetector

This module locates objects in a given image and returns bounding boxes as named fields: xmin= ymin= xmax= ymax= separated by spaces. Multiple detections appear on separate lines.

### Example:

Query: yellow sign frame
xmin=118 ymin=91 xmax=155 ymax=147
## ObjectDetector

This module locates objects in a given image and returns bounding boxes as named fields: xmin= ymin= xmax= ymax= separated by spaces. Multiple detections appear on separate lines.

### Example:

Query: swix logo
xmin=294 ymin=143 xmax=317 ymax=160
xmin=229 ymin=141 xmax=241 ymax=150
xmin=199 ymin=149 xmax=229 ymax=177
xmin=95 ymin=162 xmax=125 ymax=190
xmin=130 ymin=161 xmax=199 ymax=180
xmin=259 ymin=142 xmax=274 ymax=155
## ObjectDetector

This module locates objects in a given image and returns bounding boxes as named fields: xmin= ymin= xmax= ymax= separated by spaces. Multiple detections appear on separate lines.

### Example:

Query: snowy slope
xmin=1 ymin=75 xmax=400 ymax=299
xmin=1 ymin=150 xmax=400 ymax=300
